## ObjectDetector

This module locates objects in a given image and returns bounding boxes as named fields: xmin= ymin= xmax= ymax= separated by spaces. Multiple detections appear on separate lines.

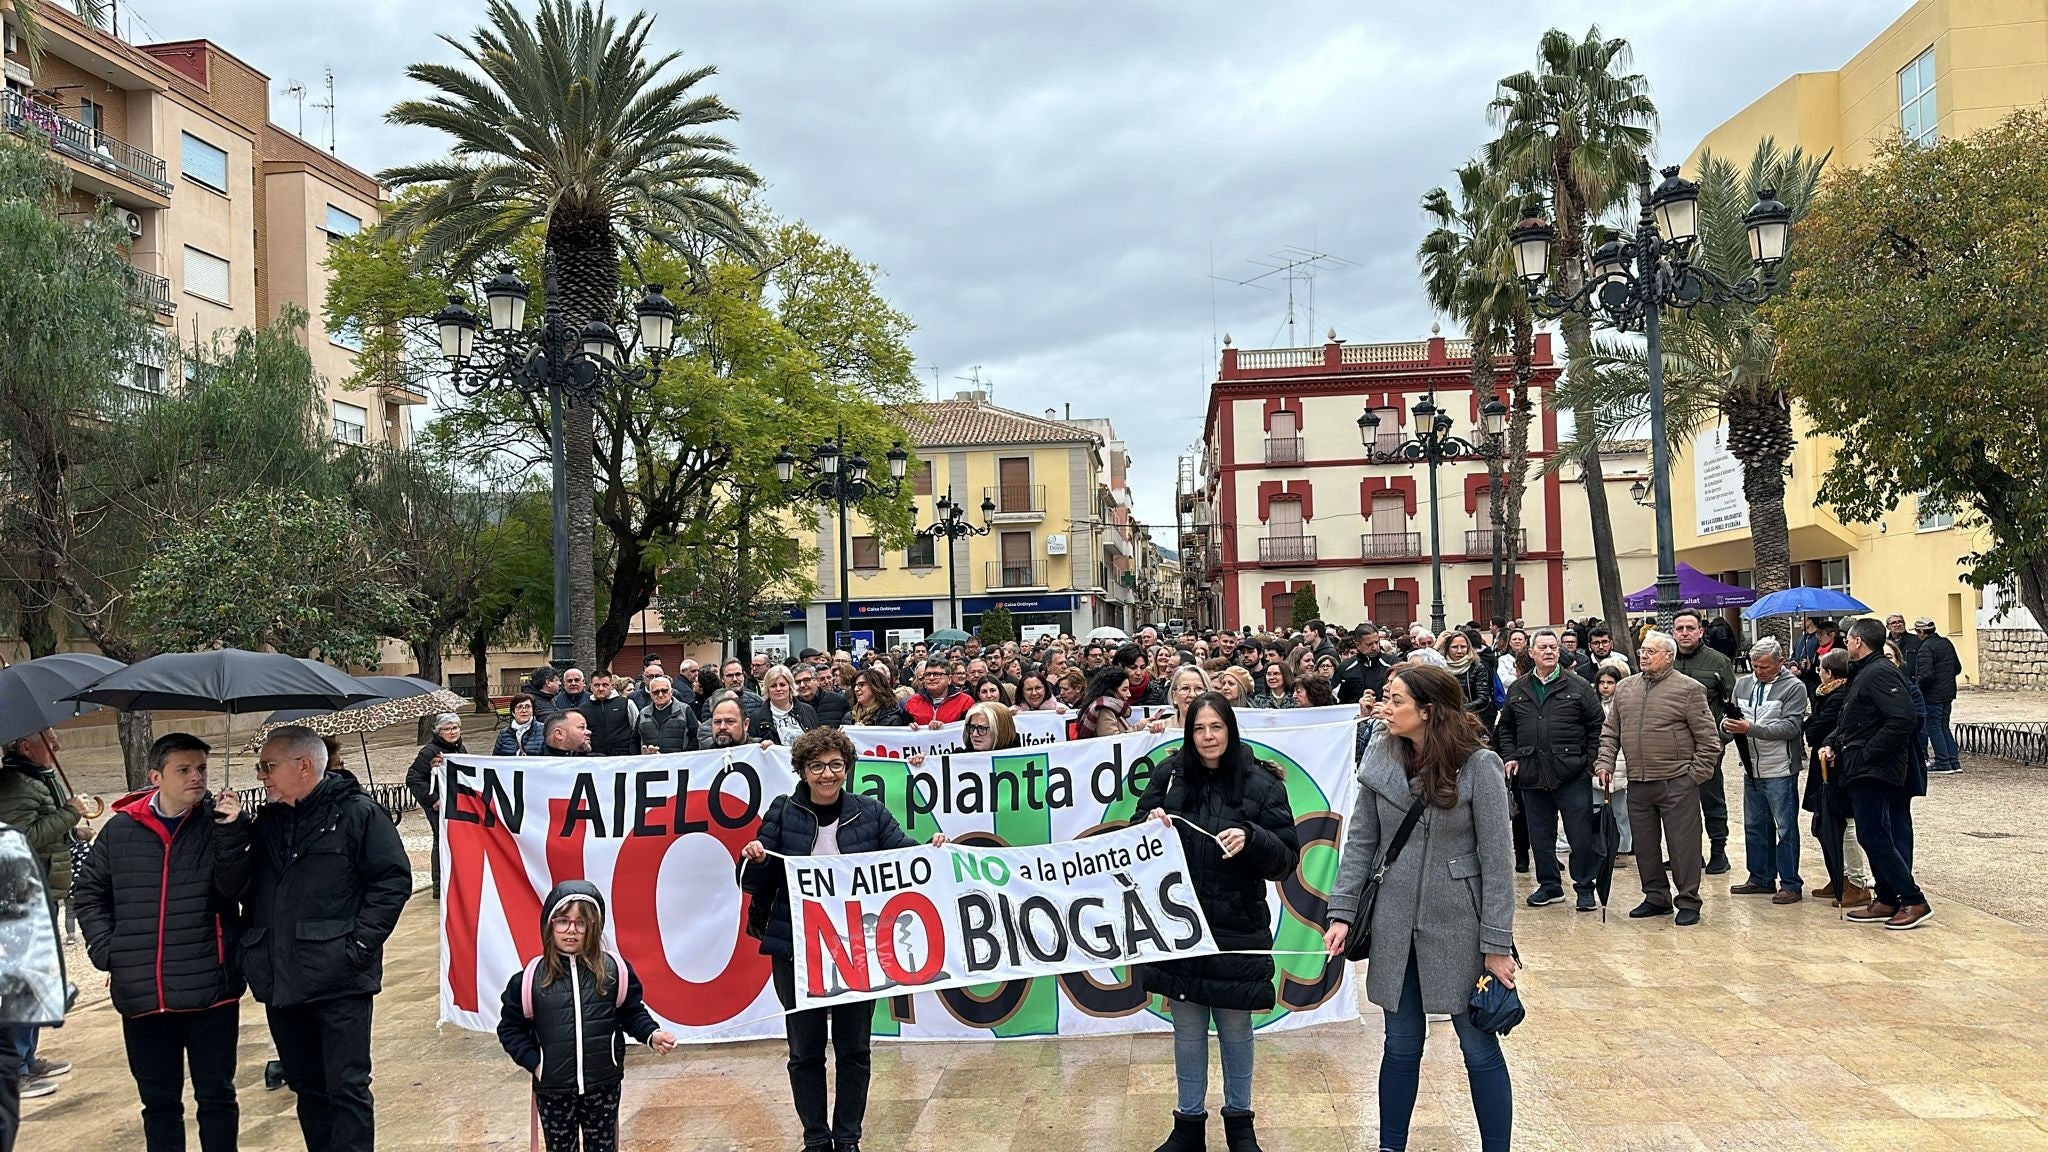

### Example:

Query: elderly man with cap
xmin=405 ymin=714 xmax=469 ymax=900
xmin=1911 ymin=617 xmax=1962 ymax=775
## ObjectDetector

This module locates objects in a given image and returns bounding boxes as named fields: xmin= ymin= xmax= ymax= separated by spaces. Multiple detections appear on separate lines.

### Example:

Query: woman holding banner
xmin=738 ymin=728 xmax=943 ymax=1152
xmin=1135 ymin=693 xmax=1299 ymax=1152
xmin=1324 ymin=665 xmax=1516 ymax=1152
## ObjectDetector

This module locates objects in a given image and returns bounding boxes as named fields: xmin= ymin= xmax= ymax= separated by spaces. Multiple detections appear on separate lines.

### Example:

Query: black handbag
xmin=1340 ymin=793 xmax=1427 ymax=962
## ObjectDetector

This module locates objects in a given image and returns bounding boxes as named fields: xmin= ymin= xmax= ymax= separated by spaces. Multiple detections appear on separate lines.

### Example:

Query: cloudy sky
xmin=146 ymin=0 xmax=1907 ymax=526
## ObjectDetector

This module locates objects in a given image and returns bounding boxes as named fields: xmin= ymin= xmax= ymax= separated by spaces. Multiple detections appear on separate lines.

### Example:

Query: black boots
xmin=1155 ymin=1111 xmax=1206 ymax=1152
xmin=1705 ymin=839 xmax=1731 ymax=875
xmin=1222 ymin=1109 xmax=1263 ymax=1152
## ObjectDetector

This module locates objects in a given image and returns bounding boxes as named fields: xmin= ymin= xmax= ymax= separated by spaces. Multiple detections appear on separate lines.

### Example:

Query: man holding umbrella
xmin=246 ymin=726 xmax=413 ymax=1152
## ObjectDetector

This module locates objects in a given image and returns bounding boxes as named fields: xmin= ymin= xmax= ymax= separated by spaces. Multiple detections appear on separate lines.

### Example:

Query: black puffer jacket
xmin=1829 ymin=651 xmax=1919 ymax=789
xmin=496 ymin=881 xmax=660 ymax=1096
xmin=808 ymin=689 xmax=850 ymax=728
xmin=580 ymin=696 xmax=638 ymax=757
xmin=74 ymin=788 xmax=251 ymax=1016
xmin=406 ymin=735 xmax=465 ymax=817
xmin=738 ymin=785 xmax=917 ymax=960
xmin=1134 ymin=748 xmax=1299 ymax=1012
xmin=242 ymin=769 xmax=414 ymax=1008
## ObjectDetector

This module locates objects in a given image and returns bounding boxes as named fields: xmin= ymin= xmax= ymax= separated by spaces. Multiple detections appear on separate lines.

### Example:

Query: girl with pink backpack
xmin=497 ymin=881 xmax=676 ymax=1151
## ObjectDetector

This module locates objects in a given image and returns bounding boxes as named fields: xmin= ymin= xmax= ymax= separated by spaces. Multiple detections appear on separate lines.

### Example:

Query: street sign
xmin=835 ymin=630 xmax=874 ymax=655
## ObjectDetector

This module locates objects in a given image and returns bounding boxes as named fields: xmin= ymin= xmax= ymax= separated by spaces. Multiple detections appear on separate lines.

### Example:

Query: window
xmin=1373 ymin=589 xmax=1413 ymax=631
xmin=1899 ymin=47 xmax=1937 ymax=146
xmin=1367 ymin=407 xmax=1402 ymax=453
xmin=1268 ymin=593 xmax=1295 ymax=629
xmin=997 ymin=457 xmax=1032 ymax=512
xmin=324 ymin=205 xmax=362 ymax=238
xmin=911 ymin=459 xmax=935 ymax=496
xmin=182 ymin=246 xmax=229 ymax=304
xmin=329 ymin=319 xmax=363 ymax=352
xmin=180 ymin=132 xmax=229 ymax=193
xmin=1916 ymin=492 xmax=1955 ymax=532
xmin=906 ymin=535 xmax=936 ymax=568
xmin=332 ymin=400 xmax=367 ymax=444
xmin=851 ymin=536 xmax=882 ymax=570
xmin=129 ymin=361 xmax=165 ymax=393
xmin=1820 ymin=558 xmax=1851 ymax=593
xmin=75 ymin=98 xmax=101 ymax=132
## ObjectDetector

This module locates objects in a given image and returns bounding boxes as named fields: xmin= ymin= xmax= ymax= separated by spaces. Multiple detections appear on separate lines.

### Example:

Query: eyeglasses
xmin=549 ymin=917 xmax=588 ymax=932
xmin=966 ymin=723 xmax=991 ymax=736
xmin=651 ymin=688 xmax=671 ymax=696
xmin=254 ymin=758 xmax=301 ymax=776
xmin=803 ymin=759 xmax=849 ymax=776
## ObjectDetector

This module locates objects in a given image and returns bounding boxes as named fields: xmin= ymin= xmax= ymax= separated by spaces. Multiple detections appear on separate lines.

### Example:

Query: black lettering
xmin=446 ymin=762 xmax=481 ymax=824
xmin=561 ymin=773 xmax=606 ymax=838
xmin=1156 ymin=870 xmax=1204 ymax=950
xmin=710 ymin=761 xmax=762 ymax=829
xmin=632 ymin=771 xmax=668 ymax=837
xmin=956 ymin=764 xmax=983 ymax=815
xmin=958 ymin=893 xmax=1000 ymax=971
xmin=1045 ymin=766 xmax=1073 ymax=809
xmin=991 ymin=767 xmax=1020 ymax=813
xmin=1017 ymin=895 xmax=1067 ymax=964
xmin=1090 ymin=762 xmax=1123 ymax=805
xmin=1065 ymin=896 xmax=1118 ymax=960
xmin=1122 ymin=885 xmax=1164 ymax=954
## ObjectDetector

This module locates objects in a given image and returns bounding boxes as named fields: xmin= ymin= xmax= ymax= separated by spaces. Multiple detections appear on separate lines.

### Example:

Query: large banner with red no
xmin=437 ymin=721 xmax=1359 ymax=1042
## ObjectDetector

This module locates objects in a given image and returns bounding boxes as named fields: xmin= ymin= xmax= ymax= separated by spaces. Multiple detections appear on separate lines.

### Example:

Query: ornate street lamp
xmin=777 ymin=424 xmax=909 ymax=647
xmin=432 ymin=259 xmax=678 ymax=669
xmin=916 ymin=489 xmax=996 ymax=632
xmin=1359 ymin=393 xmax=1508 ymax=634
xmin=1509 ymin=160 xmax=1792 ymax=627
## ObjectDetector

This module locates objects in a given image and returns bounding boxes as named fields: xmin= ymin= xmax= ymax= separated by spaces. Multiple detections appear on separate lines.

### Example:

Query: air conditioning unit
xmin=4 ymin=25 xmax=18 ymax=53
xmin=119 ymin=209 xmax=144 ymax=237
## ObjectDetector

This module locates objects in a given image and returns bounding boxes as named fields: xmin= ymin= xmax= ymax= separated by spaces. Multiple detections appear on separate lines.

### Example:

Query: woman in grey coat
xmin=1323 ymin=664 xmax=1517 ymax=1152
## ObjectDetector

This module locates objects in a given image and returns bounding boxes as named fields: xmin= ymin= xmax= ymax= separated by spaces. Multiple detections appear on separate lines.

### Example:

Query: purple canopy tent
xmin=1623 ymin=563 xmax=1760 ymax=611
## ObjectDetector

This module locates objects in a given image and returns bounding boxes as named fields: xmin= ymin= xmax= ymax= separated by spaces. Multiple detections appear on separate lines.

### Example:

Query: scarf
xmin=1445 ymin=653 xmax=1475 ymax=675
xmin=1816 ymin=679 xmax=1844 ymax=697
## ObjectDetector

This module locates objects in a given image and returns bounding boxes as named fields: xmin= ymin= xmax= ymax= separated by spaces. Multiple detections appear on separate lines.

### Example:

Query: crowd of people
xmin=3 ymin=603 xmax=1967 ymax=1152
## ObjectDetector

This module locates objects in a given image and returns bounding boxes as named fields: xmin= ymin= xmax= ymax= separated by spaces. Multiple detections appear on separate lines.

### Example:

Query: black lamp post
xmin=775 ymin=424 xmax=908 ymax=650
xmin=916 ymin=489 xmax=996 ymax=633
xmin=1509 ymin=159 xmax=1791 ymax=629
xmin=1358 ymin=393 xmax=1508 ymax=634
xmin=433 ymin=258 xmax=678 ymax=670
xmin=1629 ymin=477 xmax=1655 ymax=508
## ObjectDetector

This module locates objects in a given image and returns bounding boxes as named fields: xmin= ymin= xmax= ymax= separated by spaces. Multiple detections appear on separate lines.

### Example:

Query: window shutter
xmin=325 ymin=205 xmax=362 ymax=237
xmin=182 ymin=247 xmax=230 ymax=303
xmin=180 ymin=132 xmax=229 ymax=191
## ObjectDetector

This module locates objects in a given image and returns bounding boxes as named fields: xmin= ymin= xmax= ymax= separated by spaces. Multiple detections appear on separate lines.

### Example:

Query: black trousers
xmin=266 ymin=995 xmax=375 ymax=1152
xmin=0 ymin=1025 xmax=20 ymax=1152
xmin=1811 ymin=786 xmax=1850 ymax=894
xmin=1698 ymin=756 xmax=1729 ymax=845
xmin=423 ymin=808 xmax=442 ymax=899
xmin=1850 ymin=779 xmax=1923 ymax=908
xmin=771 ymin=956 xmax=873 ymax=1151
xmin=534 ymin=1084 xmax=621 ymax=1152
xmin=1518 ymin=780 xmax=1598 ymax=896
xmin=122 ymin=1002 xmax=241 ymax=1151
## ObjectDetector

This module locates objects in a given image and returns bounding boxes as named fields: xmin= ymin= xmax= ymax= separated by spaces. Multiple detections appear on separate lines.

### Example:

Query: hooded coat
xmin=1133 ymin=746 xmax=1299 ymax=1012
xmin=496 ymin=881 xmax=661 ymax=1096
xmin=0 ymin=750 xmax=80 ymax=903
xmin=73 ymin=787 xmax=251 ymax=1016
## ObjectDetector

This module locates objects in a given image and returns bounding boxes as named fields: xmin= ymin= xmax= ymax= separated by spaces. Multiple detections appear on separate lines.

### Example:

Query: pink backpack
xmin=519 ymin=950 xmax=629 ymax=1016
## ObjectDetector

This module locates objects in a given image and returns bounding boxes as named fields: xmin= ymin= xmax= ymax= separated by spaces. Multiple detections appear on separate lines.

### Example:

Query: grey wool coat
xmin=1327 ymin=723 xmax=1516 ymax=1014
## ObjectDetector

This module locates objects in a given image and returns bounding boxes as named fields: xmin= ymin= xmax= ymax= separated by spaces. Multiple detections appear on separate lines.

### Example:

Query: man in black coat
xmin=1495 ymin=631 xmax=1609 ymax=912
xmin=75 ymin=733 xmax=251 ymax=1152
xmin=1912 ymin=617 xmax=1963 ymax=775
xmin=794 ymin=664 xmax=849 ymax=728
xmin=245 ymin=726 xmax=413 ymax=1152
xmin=579 ymin=671 xmax=640 ymax=757
xmin=1827 ymin=618 xmax=1931 ymax=930
xmin=1334 ymin=638 xmax=1389 ymax=705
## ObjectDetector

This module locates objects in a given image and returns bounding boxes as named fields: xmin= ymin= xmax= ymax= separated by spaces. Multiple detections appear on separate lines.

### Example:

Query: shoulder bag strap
xmin=1375 ymin=793 xmax=1429 ymax=878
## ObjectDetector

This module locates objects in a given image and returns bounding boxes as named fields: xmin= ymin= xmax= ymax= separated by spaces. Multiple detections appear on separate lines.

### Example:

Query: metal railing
xmin=983 ymin=484 xmax=1046 ymax=515
xmin=236 ymin=781 xmax=420 ymax=824
xmin=1257 ymin=536 xmax=1316 ymax=564
xmin=1466 ymin=527 xmax=1527 ymax=555
xmin=1362 ymin=531 xmax=1422 ymax=558
xmin=122 ymin=265 xmax=176 ymax=316
xmin=3 ymin=90 xmax=172 ymax=196
xmin=1953 ymin=722 xmax=2048 ymax=765
xmin=986 ymin=560 xmax=1047 ymax=588
xmin=1264 ymin=436 xmax=1304 ymax=464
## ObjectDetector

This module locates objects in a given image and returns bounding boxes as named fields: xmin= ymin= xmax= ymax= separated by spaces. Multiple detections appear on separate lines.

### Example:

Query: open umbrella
xmin=1086 ymin=626 xmax=1130 ymax=643
xmin=243 ymin=676 xmax=467 ymax=787
xmin=1740 ymin=586 xmax=1871 ymax=620
xmin=0 ymin=652 xmax=124 ymax=747
xmin=927 ymin=629 xmax=972 ymax=645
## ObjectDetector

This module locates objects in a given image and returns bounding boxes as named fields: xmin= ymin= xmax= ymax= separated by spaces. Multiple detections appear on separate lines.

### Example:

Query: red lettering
xmin=802 ymin=899 xmax=870 ymax=997
xmin=609 ymin=790 xmax=772 ymax=1025
xmin=443 ymin=790 xmax=544 ymax=1012
xmin=874 ymin=892 xmax=945 ymax=986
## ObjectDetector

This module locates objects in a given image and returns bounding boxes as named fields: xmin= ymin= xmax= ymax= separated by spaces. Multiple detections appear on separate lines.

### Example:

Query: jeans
xmin=1741 ymin=774 xmax=1802 ymax=892
xmin=267 ymin=995 xmax=376 ymax=1152
xmin=1379 ymin=956 xmax=1512 ymax=1152
xmin=122 ymin=1002 xmax=241 ymax=1151
xmin=1850 ymin=780 xmax=1923 ymax=907
xmin=1926 ymin=698 xmax=1959 ymax=772
xmin=1518 ymin=781 xmax=1597 ymax=896
xmin=1166 ymin=1000 xmax=1254 ymax=1116
xmin=1699 ymin=748 xmax=1729 ymax=845
xmin=772 ymin=957 xmax=872 ymax=1150
xmin=10 ymin=1029 xmax=33 ymax=1071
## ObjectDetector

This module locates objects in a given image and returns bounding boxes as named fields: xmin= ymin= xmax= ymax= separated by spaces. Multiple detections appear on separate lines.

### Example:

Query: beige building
xmin=1674 ymin=0 xmax=2048 ymax=683
xmin=1 ymin=4 xmax=417 ymax=445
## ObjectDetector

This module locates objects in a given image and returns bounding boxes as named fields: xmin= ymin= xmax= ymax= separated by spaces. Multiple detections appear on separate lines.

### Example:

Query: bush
xmin=978 ymin=603 xmax=1016 ymax=645
xmin=1289 ymin=583 xmax=1319 ymax=630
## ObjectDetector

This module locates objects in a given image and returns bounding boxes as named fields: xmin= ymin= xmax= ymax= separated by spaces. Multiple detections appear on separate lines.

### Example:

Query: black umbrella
xmin=1592 ymin=779 xmax=1621 ymax=922
xmin=1723 ymin=697 xmax=1756 ymax=777
xmin=67 ymin=650 xmax=380 ymax=714
xmin=0 ymin=652 xmax=124 ymax=746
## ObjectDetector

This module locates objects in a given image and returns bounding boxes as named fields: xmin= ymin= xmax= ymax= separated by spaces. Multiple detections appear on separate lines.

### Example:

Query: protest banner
xmin=437 ymin=720 xmax=1359 ymax=1042
xmin=786 ymin=824 xmax=1217 ymax=1011
xmin=1135 ymin=703 xmax=1358 ymax=729
xmin=843 ymin=711 xmax=1068 ymax=761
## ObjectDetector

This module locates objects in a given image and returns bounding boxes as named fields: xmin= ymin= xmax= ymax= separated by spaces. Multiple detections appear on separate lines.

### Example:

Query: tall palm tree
xmin=1489 ymin=26 xmax=1655 ymax=656
xmin=1418 ymin=160 xmax=1521 ymax=617
xmin=379 ymin=0 xmax=761 ymax=669
xmin=1577 ymin=141 xmax=1829 ymax=640
xmin=7 ymin=1 xmax=116 ymax=69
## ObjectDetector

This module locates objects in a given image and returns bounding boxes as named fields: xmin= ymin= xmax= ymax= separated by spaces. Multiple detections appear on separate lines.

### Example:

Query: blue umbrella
xmin=1740 ymin=587 xmax=1872 ymax=620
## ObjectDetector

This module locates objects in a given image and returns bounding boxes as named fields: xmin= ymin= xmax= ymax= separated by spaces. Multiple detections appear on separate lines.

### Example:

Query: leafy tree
xmin=1774 ymin=108 xmax=2048 ymax=626
xmin=1489 ymin=27 xmax=1654 ymax=653
xmin=5 ymin=0 xmax=114 ymax=67
xmin=978 ymin=603 xmax=1016 ymax=646
xmin=379 ymin=0 xmax=763 ymax=671
xmin=653 ymin=487 xmax=819 ymax=659
xmin=1289 ymin=583 xmax=1321 ymax=630
xmin=129 ymin=489 xmax=417 ymax=669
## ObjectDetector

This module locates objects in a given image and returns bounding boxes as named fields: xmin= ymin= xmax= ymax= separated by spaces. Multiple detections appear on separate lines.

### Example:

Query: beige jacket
xmin=1597 ymin=667 xmax=1722 ymax=784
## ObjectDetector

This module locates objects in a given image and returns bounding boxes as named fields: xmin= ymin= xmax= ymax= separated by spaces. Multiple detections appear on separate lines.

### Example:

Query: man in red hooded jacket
xmin=898 ymin=660 xmax=973 ymax=727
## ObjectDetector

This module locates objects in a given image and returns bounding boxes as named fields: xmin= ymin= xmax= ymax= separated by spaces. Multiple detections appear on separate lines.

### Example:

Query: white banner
xmin=844 ymin=711 xmax=1070 ymax=761
xmin=787 ymin=825 xmax=1217 ymax=1010
xmin=1138 ymin=703 xmax=1358 ymax=729
xmin=438 ymin=721 xmax=1360 ymax=1042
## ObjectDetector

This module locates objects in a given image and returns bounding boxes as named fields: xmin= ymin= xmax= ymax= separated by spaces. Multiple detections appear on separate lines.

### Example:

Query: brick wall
xmin=1977 ymin=629 xmax=2048 ymax=690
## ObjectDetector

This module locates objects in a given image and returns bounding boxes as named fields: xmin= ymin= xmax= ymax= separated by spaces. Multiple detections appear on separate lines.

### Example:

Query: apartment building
xmin=1 ymin=4 xmax=418 ymax=445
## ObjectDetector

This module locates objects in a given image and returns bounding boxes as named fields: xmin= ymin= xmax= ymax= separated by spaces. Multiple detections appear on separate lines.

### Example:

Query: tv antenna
xmin=280 ymin=80 xmax=307 ymax=136
xmin=310 ymin=69 xmax=336 ymax=153
xmin=919 ymin=363 xmax=941 ymax=402
xmin=955 ymin=365 xmax=989 ymax=403
xmin=1223 ymin=246 xmax=1356 ymax=347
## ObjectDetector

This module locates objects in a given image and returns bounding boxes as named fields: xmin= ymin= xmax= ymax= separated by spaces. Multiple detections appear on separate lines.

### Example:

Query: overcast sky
xmin=144 ymin=0 xmax=1907 ymax=527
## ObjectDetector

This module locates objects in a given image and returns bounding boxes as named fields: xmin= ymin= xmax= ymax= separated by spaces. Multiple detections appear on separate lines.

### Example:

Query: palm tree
xmin=7 ymin=1 xmax=116 ymax=68
xmin=1489 ymin=26 xmax=1655 ymax=657
xmin=1575 ymin=141 xmax=1829 ymax=640
xmin=378 ymin=0 xmax=761 ymax=669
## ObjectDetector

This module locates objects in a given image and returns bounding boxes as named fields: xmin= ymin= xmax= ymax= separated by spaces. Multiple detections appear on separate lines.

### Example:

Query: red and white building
xmin=1195 ymin=330 xmax=1568 ymax=632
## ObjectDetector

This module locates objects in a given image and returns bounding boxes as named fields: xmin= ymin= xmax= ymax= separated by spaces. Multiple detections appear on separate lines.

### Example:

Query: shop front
xmin=789 ymin=598 xmax=937 ymax=653
xmin=960 ymin=593 xmax=1087 ymax=641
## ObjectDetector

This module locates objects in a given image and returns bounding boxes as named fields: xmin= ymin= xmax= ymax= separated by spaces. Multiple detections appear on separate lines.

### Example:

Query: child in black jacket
xmin=497 ymin=881 xmax=676 ymax=1151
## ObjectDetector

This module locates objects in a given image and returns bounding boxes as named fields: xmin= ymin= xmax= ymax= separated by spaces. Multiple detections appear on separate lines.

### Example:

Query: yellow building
xmin=777 ymin=392 xmax=1121 ymax=650
xmin=1671 ymin=0 xmax=2048 ymax=684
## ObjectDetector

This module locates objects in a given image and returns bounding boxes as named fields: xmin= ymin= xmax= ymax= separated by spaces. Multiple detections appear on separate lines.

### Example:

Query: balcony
xmin=3 ymin=90 xmax=172 ymax=199
xmin=983 ymin=484 xmax=1046 ymax=521
xmin=1257 ymin=536 xmax=1316 ymax=565
xmin=105 ymin=384 xmax=159 ymax=419
xmin=1264 ymin=436 xmax=1304 ymax=464
xmin=1361 ymin=531 xmax=1422 ymax=559
xmin=122 ymin=266 xmax=176 ymax=318
xmin=1466 ymin=527 xmax=1528 ymax=556
xmin=986 ymin=560 xmax=1048 ymax=590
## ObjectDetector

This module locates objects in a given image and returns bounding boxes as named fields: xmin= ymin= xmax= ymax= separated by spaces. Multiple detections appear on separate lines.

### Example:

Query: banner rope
xmin=739 ymin=812 xmax=1227 ymax=878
